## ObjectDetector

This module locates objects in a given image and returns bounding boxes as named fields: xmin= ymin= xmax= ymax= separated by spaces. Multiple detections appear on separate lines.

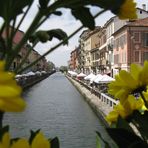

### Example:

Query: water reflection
xmin=4 ymin=72 xmax=110 ymax=148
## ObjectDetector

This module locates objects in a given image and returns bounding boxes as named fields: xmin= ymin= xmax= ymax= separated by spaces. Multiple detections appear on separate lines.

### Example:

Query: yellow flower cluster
xmin=106 ymin=61 xmax=148 ymax=124
xmin=118 ymin=0 xmax=137 ymax=19
xmin=0 ymin=61 xmax=26 ymax=112
xmin=106 ymin=95 xmax=145 ymax=124
xmin=0 ymin=132 xmax=50 ymax=148
xmin=108 ymin=61 xmax=148 ymax=105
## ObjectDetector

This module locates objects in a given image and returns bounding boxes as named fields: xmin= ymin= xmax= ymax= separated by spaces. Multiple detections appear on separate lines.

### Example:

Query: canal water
xmin=3 ymin=72 xmax=111 ymax=148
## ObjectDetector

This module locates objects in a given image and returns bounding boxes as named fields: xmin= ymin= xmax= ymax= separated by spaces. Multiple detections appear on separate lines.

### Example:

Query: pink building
xmin=70 ymin=47 xmax=79 ymax=71
xmin=2 ymin=28 xmax=28 ymax=70
xmin=2 ymin=28 xmax=49 ymax=72
xmin=113 ymin=18 xmax=148 ymax=74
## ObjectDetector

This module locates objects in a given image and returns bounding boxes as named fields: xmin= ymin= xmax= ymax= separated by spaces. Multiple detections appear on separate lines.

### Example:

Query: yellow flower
xmin=123 ymin=95 xmax=145 ymax=114
xmin=118 ymin=0 xmax=137 ymax=19
xmin=0 ymin=132 xmax=51 ymax=148
xmin=31 ymin=132 xmax=50 ymax=148
xmin=106 ymin=95 xmax=147 ymax=124
xmin=11 ymin=139 xmax=29 ymax=148
xmin=0 ymin=133 xmax=10 ymax=148
xmin=142 ymin=91 xmax=148 ymax=105
xmin=0 ymin=133 xmax=29 ymax=148
xmin=0 ymin=61 xmax=26 ymax=112
xmin=108 ymin=61 xmax=148 ymax=105
xmin=106 ymin=103 xmax=129 ymax=124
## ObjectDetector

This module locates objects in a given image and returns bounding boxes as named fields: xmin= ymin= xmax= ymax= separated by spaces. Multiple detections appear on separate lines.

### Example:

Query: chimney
xmin=142 ymin=4 xmax=146 ymax=11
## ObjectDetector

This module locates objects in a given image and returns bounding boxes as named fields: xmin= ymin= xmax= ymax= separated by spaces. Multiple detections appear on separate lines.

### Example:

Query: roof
xmin=112 ymin=17 xmax=148 ymax=36
xmin=104 ymin=16 xmax=116 ymax=27
xmin=79 ymin=26 xmax=101 ymax=40
xmin=104 ymin=7 xmax=148 ymax=27
xmin=136 ymin=7 xmax=148 ymax=14
xmin=127 ymin=17 xmax=148 ymax=26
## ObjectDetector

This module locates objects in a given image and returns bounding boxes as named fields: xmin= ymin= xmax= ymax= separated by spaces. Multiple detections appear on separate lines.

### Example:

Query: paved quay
xmin=66 ymin=75 xmax=142 ymax=137
xmin=66 ymin=76 xmax=113 ymax=126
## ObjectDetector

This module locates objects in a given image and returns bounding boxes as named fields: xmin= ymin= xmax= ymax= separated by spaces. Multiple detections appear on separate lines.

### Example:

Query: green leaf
xmin=39 ymin=0 xmax=50 ymax=9
xmin=106 ymin=128 xmax=148 ymax=148
xmin=10 ymin=138 xmax=20 ymax=145
xmin=29 ymin=129 xmax=40 ymax=144
xmin=30 ymin=29 xmax=68 ymax=44
xmin=36 ymin=31 xmax=50 ymax=43
xmin=132 ymin=110 xmax=148 ymax=140
xmin=0 ymin=125 xmax=9 ymax=141
xmin=116 ymin=116 xmax=134 ymax=134
xmin=29 ymin=34 xmax=38 ymax=44
xmin=0 ymin=37 xmax=6 ymax=52
xmin=50 ymin=0 xmax=101 ymax=9
xmin=96 ymin=134 xmax=102 ymax=148
xmin=96 ymin=131 xmax=111 ymax=148
xmin=44 ymin=0 xmax=124 ymax=30
xmin=71 ymin=7 xmax=95 ymax=30
xmin=50 ymin=137 xmax=60 ymax=148
xmin=50 ymin=0 xmax=125 ymax=14
xmin=47 ymin=29 xmax=68 ymax=45
xmin=0 ymin=0 xmax=33 ymax=22
xmin=52 ymin=11 xmax=62 ymax=16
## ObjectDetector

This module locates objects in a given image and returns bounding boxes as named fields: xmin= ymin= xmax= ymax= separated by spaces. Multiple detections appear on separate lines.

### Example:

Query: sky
xmin=18 ymin=0 xmax=148 ymax=67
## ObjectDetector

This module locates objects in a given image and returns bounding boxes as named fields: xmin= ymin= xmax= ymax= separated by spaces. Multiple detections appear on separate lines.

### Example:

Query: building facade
xmin=113 ymin=18 xmax=148 ymax=75
xmin=69 ymin=6 xmax=148 ymax=77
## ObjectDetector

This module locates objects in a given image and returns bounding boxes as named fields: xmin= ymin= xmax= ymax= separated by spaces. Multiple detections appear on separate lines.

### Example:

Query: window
xmin=143 ymin=33 xmax=148 ymax=47
xmin=134 ymin=32 xmax=140 ymax=42
xmin=114 ymin=54 xmax=119 ymax=64
xmin=124 ymin=51 xmax=126 ymax=63
xmin=109 ymin=53 xmax=113 ymax=63
xmin=103 ymin=35 xmax=106 ymax=43
xmin=13 ymin=62 xmax=16 ymax=69
xmin=122 ymin=51 xmax=126 ymax=63
xmin=120 ymin=36 xmax=124 ymax=49
xmin=143 ymin=52 xmax=148 ymax=61
xmin=135 ymin=51 xmax=139 ymax=62
xmin=95 ymin=53 xmax=99 ymax=60
xmin=115 ymin=38 xmax=119 ymax=51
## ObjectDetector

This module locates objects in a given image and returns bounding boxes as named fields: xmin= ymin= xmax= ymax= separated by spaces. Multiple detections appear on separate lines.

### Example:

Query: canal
xmin=3 ymin=72 xmax=111 ymax=148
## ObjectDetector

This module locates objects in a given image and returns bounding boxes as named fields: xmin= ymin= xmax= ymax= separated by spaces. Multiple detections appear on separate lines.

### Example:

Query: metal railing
xmin=70 ymin=76 xmax=118 ymax=108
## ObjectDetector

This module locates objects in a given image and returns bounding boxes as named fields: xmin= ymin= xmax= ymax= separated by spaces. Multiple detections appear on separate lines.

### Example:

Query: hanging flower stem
xmin=140 ymin=92 xmax=148 ymax=109
xmin=0 ymin=111 xmax=4 ymax=129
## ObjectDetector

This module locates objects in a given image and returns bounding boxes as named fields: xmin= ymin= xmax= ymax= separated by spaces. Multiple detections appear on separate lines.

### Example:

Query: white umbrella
xmin=84 ymin=73 xmax=96 ymax=80
xmin=92 ymin=74 xmax=103 ymax=83
xmin=95 ymin=74 xmax=114 ymax=83
xmin=26 ymin=71 xmax=36 ymax=76
xmin=71 ymin=71 xmax=78 ymax=76
xmin=21 ymin=73 xmax=28 ymax=77
xmin=41 ymin=71 xmax=47 ymax=74
xmin=68 ymin=71 xmax=78 ymax=76
xmin=77 ymin=72 xmax=86 ymax=77
xmin=15 ymin=74 xmax=22 ymax=78
xmin=35 ymin=71 xmax=42 ymax=75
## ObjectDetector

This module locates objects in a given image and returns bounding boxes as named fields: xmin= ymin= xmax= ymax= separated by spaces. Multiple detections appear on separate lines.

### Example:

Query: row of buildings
xmin=2 ymin=28 xmax=50 ymax=73
xmin=68 ymin=6 xmax=148 ymax=77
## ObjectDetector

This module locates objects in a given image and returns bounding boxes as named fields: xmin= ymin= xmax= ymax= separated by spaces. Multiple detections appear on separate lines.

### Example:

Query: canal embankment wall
xmin=17 ymin=70 xmax=56 ymax=90
xmin=66 ymin=75 xmax=117 ymax=126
